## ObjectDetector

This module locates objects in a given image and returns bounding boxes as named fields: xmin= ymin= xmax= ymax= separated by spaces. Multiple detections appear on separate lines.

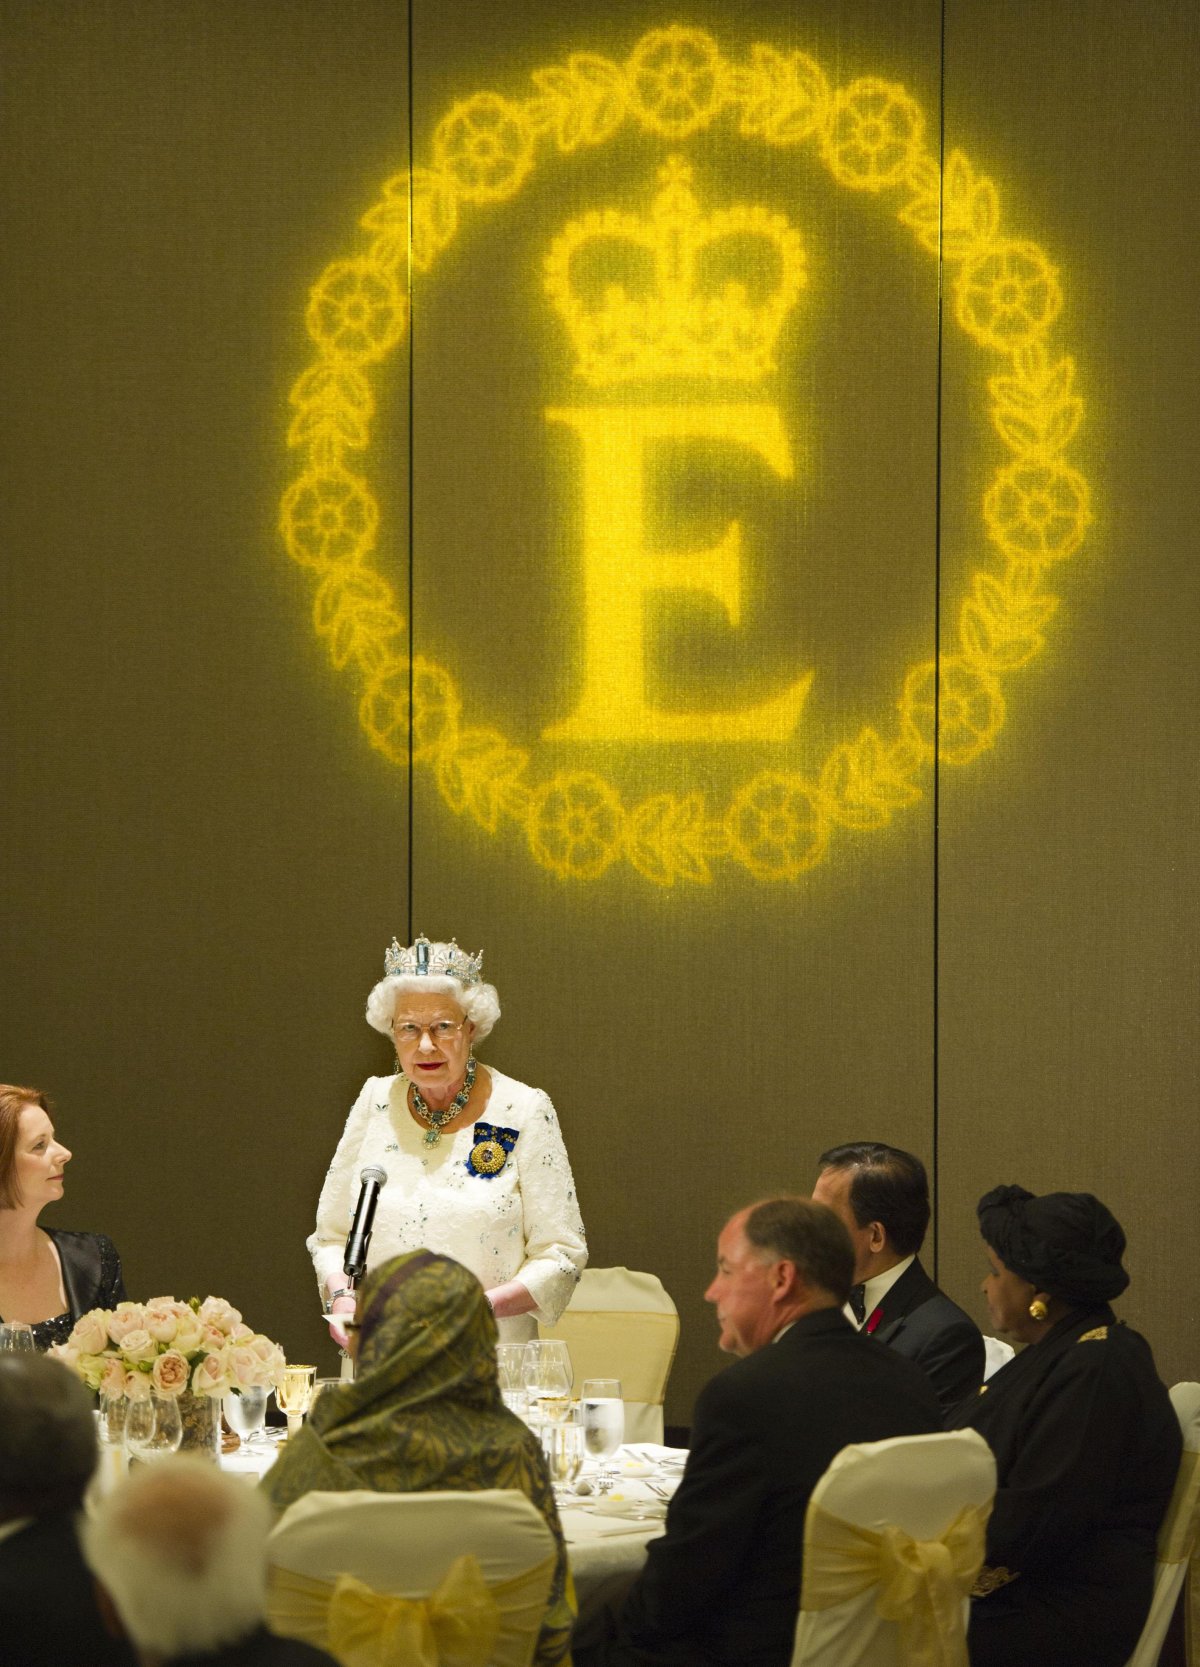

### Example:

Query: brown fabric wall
xmin=1 ymin=0 xmax=1196 ymax=1424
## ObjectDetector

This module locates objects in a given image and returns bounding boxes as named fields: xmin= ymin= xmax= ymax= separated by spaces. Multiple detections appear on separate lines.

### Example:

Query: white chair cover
xmin=792 ymin=1430 xmax=996 ymax=1667
xmin=266 ymin=1488 xmax=557 ymax=1667
xmin=1123 ymin=1382 xmax=1200 ymax=1667
xmin=538 ymin=1265 xmax=679 ymax=1443
xmin=981 ymin=1336 xmax=1015 ymax=1380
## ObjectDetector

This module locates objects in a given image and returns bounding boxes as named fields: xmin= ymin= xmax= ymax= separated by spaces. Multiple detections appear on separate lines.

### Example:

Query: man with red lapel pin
xmin=812 ymin=1142 xmax=984 ymax=1413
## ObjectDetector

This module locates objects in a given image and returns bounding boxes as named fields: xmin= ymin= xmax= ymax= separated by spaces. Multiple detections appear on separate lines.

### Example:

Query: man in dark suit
xmin=0 ymin=1353 xmax=136 ymax=1667
xmin=593 ymin=1197 xmax=942 ymax=1667
xmin=813 ymin=1142 xmax=984 ymax=1412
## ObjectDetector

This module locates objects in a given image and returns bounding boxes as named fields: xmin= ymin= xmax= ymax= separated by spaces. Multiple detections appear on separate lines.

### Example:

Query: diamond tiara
xmin=383 ymin=934 xmax=484 ymax=987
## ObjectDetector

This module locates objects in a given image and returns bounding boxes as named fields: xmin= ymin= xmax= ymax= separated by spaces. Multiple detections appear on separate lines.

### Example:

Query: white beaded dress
xmin=308 ymin=1066 xmax=587 ymax=1342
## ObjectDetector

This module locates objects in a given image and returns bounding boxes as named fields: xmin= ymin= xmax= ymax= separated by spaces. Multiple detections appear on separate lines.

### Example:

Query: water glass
xmin=0 ymin=1321 xmax=35 ymax=1352
xmin=222 ymin=1384 xmax=268 ymax=1447
xmin=581 ymin=1378 xmax=624 ymax=1487
xmin=123 ymin=1393 xmax=184 ymax=1464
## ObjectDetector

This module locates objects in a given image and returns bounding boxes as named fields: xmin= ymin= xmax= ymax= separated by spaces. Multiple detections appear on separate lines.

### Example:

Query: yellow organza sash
xmin=269 ymin=1550 xmax=556 ymax=1667
xmin=802 ymin=1501 xmax=989 ymax=1667
xmin=1158 ymin=1448 xmax=1200 ymax=1564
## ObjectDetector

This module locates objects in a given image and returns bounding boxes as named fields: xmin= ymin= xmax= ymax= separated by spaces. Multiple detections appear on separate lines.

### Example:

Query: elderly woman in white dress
xmin=309 ymin=936 xmax=587 ymax=1345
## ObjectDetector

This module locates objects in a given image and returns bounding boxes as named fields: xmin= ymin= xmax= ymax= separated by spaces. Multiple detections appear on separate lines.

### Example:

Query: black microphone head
xmin=360 ymin=1165 xmax=387 ymax=1186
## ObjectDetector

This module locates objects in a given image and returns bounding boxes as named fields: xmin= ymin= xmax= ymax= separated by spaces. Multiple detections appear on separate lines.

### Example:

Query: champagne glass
xmin=0 ymin=1321 xmax=35 ymax=1352
xmin=123 ymin=1393 xmax=184 ymax=1464
xmin=276 ymin=1364 xmax=316 ymax=1438
xmin=222 ymin=1384 xmax=268 ymax=1448
xmin=522 ymin=1342 xmax=570 ymax=1426
xmin=546 ymin=1409 xmax=584 ymax=1494
xmin=581 ymin=1378 xmax=625 ymax=1491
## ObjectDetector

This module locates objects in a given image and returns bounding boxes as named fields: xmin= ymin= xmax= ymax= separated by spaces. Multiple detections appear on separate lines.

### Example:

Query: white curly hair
xmin=365 ymin=940 xmax=501 ymax=1043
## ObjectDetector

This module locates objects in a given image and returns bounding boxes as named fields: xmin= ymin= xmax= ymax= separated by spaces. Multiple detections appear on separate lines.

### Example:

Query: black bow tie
xmin=848 ymin=1284 xmax=867 ymax=1325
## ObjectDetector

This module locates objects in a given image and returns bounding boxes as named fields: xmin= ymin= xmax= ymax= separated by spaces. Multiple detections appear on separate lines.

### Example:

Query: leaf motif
xmin=531 ymin=66 xmax=573 ymax=100
xmin=898 ymin=196 xmax=942 ymax=236
xmin=287 ymin=402 xmax=371 ymax=451
xmin=1041 ymin=398 xmax=1084 ymax=455
xmin=944 ymin=149 xmax=974 ymax=211
xmin=290 ymin=363 xmax=374 ymax=418
xmin=313 ymin=569 xmax=397 ymax=637
xmin=991 ymin=407 xmax=1046 ymax=456
xmin=436 ymin=728 xmax=528 ymax=832
xmin=1014 ymin=338 xmax=1050 ymax=386
xmin=409 ymin=170 xmax=459 ymax=273
xmin=941 ymin=226 xmax=987 ymax=263
xmin=971 ymin=178 xmax=1000 ymax=242
xmin=766 ymin=100 xmax=823 ymax=145
xmin=905 ymin=154 xmax=941 ymax=195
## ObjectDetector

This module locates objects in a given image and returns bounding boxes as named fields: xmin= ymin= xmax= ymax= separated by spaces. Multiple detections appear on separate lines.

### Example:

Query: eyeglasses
xmin=391 ymin=1020 xmax=464 ymax=1044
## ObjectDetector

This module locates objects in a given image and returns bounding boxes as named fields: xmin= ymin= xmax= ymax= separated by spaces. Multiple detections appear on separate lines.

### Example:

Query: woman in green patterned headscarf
xmin=261 ymin=1249 xmax=572 ymax=1666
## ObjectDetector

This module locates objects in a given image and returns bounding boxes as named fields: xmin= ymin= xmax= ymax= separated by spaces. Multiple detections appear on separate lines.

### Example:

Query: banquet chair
xmin=266 ymin=1488 xmax=558 ymax=1667
xmin=1123 ymin=1381 xmax=1200 ymax=1667
xmin=792 ymin=1429 xmax=996 ymax=1667
xmin=982 ymin=1335 xmax=1015 ymax=1379
xmin=538 ymin=1265 xmax=679 ymax=1442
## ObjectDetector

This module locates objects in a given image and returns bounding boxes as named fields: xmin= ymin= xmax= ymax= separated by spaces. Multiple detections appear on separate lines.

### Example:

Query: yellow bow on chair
xmin=802 ymin=1502 xmax=989 ymax=1667
xmin=273 ymin=1551 xmax=501 ymax=1667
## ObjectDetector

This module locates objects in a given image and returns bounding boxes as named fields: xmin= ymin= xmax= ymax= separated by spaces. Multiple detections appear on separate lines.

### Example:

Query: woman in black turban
xmin=950 ymin=1186 xmax=1181 ymax=1667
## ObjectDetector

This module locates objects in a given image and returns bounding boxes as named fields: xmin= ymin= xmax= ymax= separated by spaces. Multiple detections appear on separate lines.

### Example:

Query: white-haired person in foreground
xmin=82 ymin=1458 xmax=337 ymax=1667
xmin=308 ymin=933 xmax=587 ymax=1349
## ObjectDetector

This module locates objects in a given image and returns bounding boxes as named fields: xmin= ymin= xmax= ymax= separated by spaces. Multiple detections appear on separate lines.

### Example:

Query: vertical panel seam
xmin=932 ymin=0 xmax=947 ymax=1281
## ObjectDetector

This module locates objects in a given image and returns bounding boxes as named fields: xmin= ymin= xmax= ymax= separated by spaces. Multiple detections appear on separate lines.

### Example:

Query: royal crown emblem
xmin=543 ymin=155 xmax=806 ymax=385
xmin=384 ymin=934 xmax=484 ymax=986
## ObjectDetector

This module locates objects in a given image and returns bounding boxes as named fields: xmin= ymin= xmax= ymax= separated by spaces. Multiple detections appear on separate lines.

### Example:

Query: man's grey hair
xmin=743 ymin=1196 xmax=856 ymax=1305
xmin=0 ymin=1354 xmax=96 ymax=1517
xmin=82 ymin=1457 xmax=274 ymax=1657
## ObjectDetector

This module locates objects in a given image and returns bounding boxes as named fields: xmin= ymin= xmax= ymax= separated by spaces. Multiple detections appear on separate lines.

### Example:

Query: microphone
xmin=343 ymin=1165 xmax=387 ymax=1285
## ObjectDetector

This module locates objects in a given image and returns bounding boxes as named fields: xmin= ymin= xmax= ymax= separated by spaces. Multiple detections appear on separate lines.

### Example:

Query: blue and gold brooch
xmin=466 ymin=1121 xmax=519 ymax=1178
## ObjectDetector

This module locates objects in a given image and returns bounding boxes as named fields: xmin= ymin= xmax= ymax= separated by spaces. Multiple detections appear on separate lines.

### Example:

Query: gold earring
xmin=1029 ymin=1298 xmax=1048 ymax=1322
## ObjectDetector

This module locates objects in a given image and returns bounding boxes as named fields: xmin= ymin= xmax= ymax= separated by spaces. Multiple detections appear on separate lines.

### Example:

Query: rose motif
xmin=725 ymin=774 xmax=829 ymax=880
xmin=360 ymin=657 xmax=461 ymax=766
xmin=280 ymin=467 xmax=378 ymax=572
xmin=527 ymin=772 xmax=625 ymax=880
xmin=955 ymin=242 xmax=1062 ymax=352
xmin=432 ymin=93 xmax=534 ymax=203
xmin=900 ymin=658 xmax=1004 ymax=765
xmin=306 ymin=259 xmax=406 ymax=364
xmin=984 ymin=461 xmax=1091 ymax=564
xmin=823 ymin=78 xmax=924 ymax=190
xmin=151 ymin=1350 xmax=190 ymax=1398
xmin=625 ymin=26 xmax=723 ymax=137
xmin=69 ymin=1309 xmax=111 ymax=1356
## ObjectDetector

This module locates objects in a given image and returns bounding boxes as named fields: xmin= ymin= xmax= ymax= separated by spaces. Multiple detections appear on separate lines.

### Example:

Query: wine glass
xmin=537 ymin=1339 xmax=573 ymax=1395
xmin=123 ymin=1393 xmax=184 ymax=1464
xmin=222 ymin=1384 xmax=268 ymax=1448
xmin=522 ymin=1342 xmax=570 ymax=1425
xmin=0 ymin=1321 xmax=35 ymax=1352
xmin=496 ymin=1344 xmax=527 ymax=1416
xmin=276 ymin=1364 xmax=316 ymax=1438
xmin=581 ymin=1378 xmax=625 ymax=1491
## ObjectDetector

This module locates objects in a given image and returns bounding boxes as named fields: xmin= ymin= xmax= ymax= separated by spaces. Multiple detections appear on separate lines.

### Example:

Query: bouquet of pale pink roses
xmin=49 ymin=1295 xmax=286 ymax=1402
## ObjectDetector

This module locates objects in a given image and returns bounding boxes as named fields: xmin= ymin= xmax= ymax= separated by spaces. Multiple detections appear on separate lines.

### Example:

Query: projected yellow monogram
xmin=280 ymin=26 xmax=1092 ymax=885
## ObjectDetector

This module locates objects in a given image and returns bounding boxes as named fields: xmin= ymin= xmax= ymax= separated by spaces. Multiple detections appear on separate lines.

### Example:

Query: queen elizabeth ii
xmin=308 ymin=935 xmax=587 ymax=1345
